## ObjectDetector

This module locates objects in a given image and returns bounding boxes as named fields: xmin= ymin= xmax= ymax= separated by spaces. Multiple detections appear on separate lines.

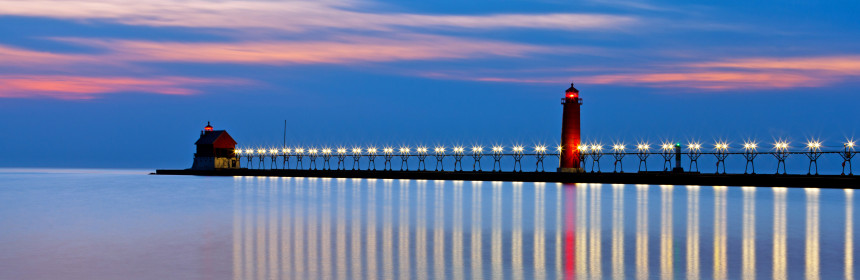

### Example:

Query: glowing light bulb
xmin=687 ymin=143 xmax=701 ymax=151
xmin=352 ymin=148 xmax=362 ymax=153
xmin=535 ymin=145 xmax=547 ymax=152
xmin=235 ymin=149 xmax=242 ymax=154
xmin=492 ymin=146 xmax=503 ymax=152
xmin=472 ymin=146 xmax=483 ymax=153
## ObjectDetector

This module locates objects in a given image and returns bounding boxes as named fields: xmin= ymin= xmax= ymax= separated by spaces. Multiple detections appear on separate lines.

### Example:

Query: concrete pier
xmin=153 ymin=169 xmax=859 ymax=189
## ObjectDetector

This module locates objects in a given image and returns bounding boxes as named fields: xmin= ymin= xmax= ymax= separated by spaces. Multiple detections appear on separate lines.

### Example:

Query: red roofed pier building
xmin=191 ymin=122 xmax=240 ymax=170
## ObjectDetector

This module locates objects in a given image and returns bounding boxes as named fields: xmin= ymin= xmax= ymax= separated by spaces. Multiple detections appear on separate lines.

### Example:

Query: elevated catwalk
xmin=153 ymin=169 xmax=859 ymax=189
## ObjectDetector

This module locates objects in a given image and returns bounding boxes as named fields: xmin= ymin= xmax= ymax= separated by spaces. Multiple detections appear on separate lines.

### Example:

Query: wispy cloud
xmin=57 ymin=35 xmax=552 ymax=65
xmin=0 ymin=33 xmax=556 ymax=99
xmin=0 ymin=45 xmax=95 ymax=67
xmin=0 ymin=75 xmax=247 ymax=99
xmin=423 ymin=55 xmax=860 ymax=90
xmin=689 ymin=56 xmax=860 ymax=73
xmin=0 ymin=0 xmax=636 ymax=32
xmin=584 ymin=71 xmax=826 ymax=89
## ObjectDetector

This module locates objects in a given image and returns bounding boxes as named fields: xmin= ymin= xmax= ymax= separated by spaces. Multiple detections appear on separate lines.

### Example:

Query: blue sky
xmin=0 ymin=0 xmax=858 ymax=168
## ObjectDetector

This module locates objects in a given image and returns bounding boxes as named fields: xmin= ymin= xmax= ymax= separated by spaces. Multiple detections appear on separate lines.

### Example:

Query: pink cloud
xmin=689 ymin=56 xmax=860 ymax=73
xmin=0 ymin=0 xmax=635 ymax=32
xmin=0 ymin=34 xmax=554 ymax=100
xmin=583 ymin=71 xmax=829 ymax=89
xmin=0 ymin=45 xmax=95 ymax=67
xmin=57 ymin=35 xmax=551 ymax=65
xmin=423 ymin=55 xmax=860 ymax=90
xmin=0 ymin=75 xmax=247 ymax=100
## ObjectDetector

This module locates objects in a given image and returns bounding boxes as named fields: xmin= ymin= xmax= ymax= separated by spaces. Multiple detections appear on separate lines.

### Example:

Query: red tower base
xmin=557 ymin=167 xmax=585 ymax=173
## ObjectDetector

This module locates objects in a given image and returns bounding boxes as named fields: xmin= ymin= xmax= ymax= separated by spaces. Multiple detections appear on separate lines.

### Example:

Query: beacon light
xmin=352 ymin=148 xmax=362 ymax=154
xmin=714 ymin=142 xmax=729 ymax=151
xmin=270 ymin=149 xmax=278 ymax=154
xmin=295 ymin=148 xmax=305 ymax=154
xmin=535 ymin=145 xmax=547 ymax=153
xmin=613 ymin=144 xmax=625 ymax=152
xmin=337 ymin=148 xmax=347 ymax=154
xmin=257 ymin=149 xmax=265 ymax=155
xmin=743 ymin=142 xmax=757 ymax=151
xmin=399 ymin=147 xmax=410 ymax=154
xmin=637 ymin=143 xmax=650 ymax=151
xmin=687 ymin=142 xmax=701 ymax=151
xmin=384 ymin=148 xmax=394 ymax=154
xmin=435 ymin=147 xmax=445 ymax=153
xmin=245 ymin=149 xmax=253 ymax=154
xmin=806 ymin=140 xmax=821 ymax=151
xmin=454 ymin=146 xmax=464 ymax=153
xmin=283 ymin=148 xmax=291 ymax=154
xmin=417 ymin=147 xmax=428 ymax=153
xmin=309 ymin=149 xmax=318 ymax=154
xmin=367 ymin=147 xmax=377 ymax=154
xmin=847 ymin=141 xmax=856 ymax=149
xmin=472 ymin=146 xmax=483 ymax=153
xmin=513 ymin=146 xmax=524 ymax=153
xmin=492 ymin=146 xmax=503 ymax=153
xmin=591 ymin=144 xmax=602 ymax=152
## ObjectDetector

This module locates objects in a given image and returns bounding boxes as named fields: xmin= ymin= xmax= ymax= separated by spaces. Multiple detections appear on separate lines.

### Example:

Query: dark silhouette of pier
xmin=154 ymin=168 xmax=859 ymax=189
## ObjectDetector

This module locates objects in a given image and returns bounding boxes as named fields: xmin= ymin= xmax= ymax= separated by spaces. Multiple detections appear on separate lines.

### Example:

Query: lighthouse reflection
xmin=232 ymin=177 xmax=856 ymax=279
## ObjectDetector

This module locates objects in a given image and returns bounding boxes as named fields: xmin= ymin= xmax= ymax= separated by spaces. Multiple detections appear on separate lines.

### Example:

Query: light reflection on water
xmin=228 ymin=177 xmax=856 ymax=279
xmin=1 ymin=171 xmax=857 ymax=280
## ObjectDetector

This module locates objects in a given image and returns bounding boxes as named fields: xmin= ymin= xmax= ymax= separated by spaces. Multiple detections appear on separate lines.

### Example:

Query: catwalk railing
xmin=233 ymin=146 xmax=856 ymax=175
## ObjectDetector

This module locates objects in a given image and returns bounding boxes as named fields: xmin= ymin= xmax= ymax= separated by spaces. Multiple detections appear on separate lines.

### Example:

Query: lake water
xmin=0 ymin=169 xmax=855 ymax=279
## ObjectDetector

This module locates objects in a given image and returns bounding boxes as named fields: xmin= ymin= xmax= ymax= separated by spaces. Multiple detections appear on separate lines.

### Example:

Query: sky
xmin=1 ymin=0 xmax=859 ymax=168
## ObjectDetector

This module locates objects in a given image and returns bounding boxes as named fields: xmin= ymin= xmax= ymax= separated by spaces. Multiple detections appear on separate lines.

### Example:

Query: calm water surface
xmin=0 ymin=169 xmax=856 ymax=279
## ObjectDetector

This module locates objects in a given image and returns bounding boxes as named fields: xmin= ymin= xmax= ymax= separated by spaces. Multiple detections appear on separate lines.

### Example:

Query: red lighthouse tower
xmin=558 ymin=83 xmax=583 ymax=173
